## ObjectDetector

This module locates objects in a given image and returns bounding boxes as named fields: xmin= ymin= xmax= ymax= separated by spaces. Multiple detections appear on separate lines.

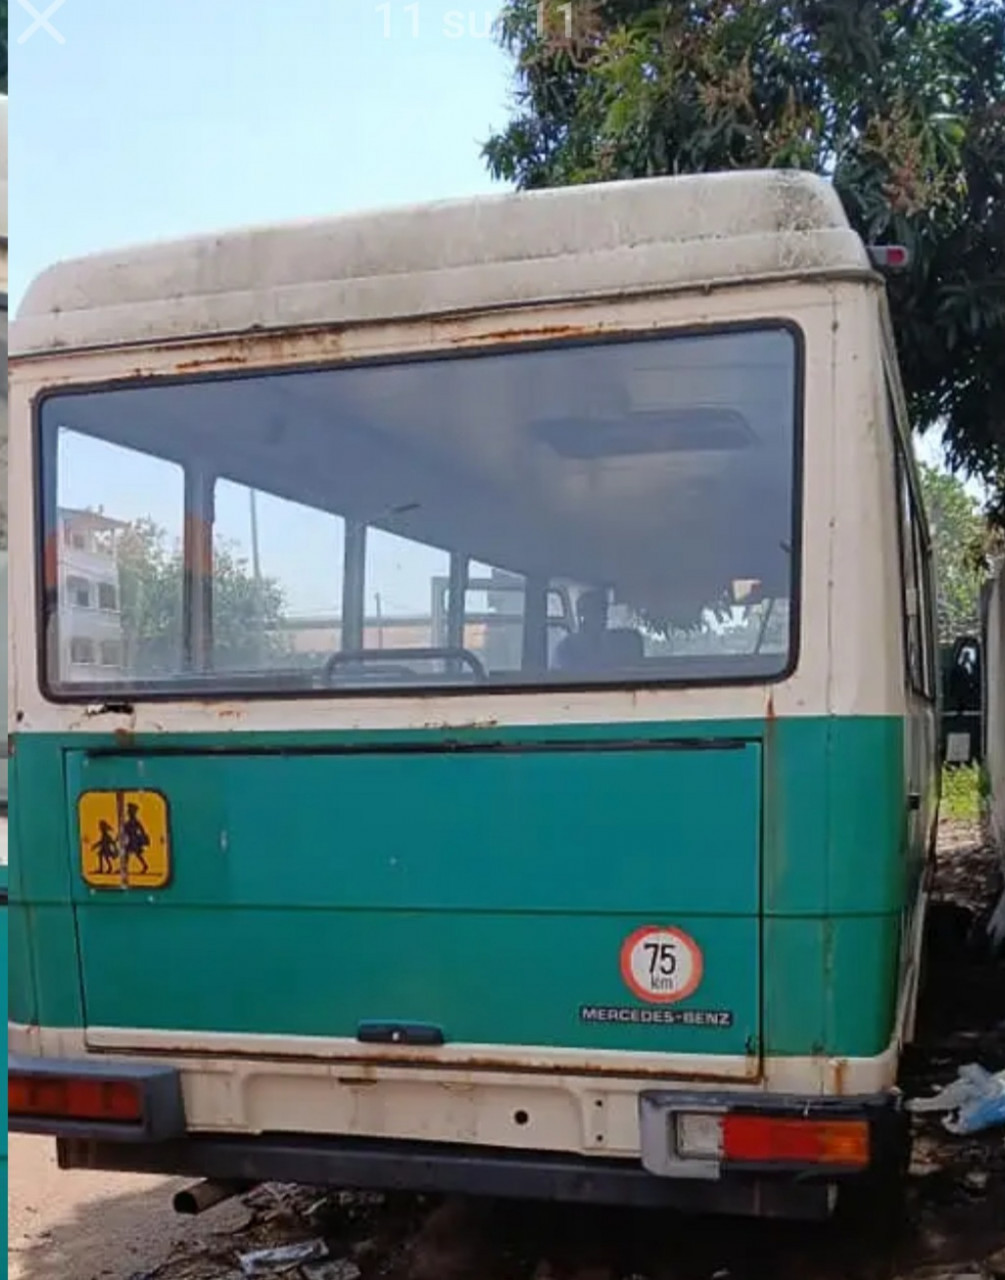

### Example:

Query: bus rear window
xmin=39 ymin=325 xmax=801 ymax=698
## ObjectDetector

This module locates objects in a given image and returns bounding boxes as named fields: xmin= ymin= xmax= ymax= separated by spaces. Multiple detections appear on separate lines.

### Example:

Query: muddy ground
xmin=77 ymin=820 xmax=1005 ymax=1280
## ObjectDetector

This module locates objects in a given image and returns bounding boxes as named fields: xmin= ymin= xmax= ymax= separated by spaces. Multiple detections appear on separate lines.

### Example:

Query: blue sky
xmin=13 ymin=0 xmax=522 ymax=621
xmin=10 ymin=0 xmax=512 ymax=309
xmin=11 ymin=0 xmax=974 ymax=637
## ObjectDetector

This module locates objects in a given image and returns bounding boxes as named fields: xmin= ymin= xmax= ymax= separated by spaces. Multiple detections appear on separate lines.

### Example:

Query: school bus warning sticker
xmin=79 ymin=789 xmax=171 ymax=890
xmin=620 ymin=925 xmax=704 ymax=1004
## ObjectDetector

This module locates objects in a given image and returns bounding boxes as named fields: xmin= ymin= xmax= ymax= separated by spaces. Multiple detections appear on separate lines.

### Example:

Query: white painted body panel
xmin=10 ymin=1021 xmax=902 ymax=1156
xmin=10 ymin=283 xmax=907 ymax=735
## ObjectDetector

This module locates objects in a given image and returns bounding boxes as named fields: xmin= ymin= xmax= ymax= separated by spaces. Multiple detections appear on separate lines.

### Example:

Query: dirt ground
xmin=6 ymin=1138 xmax=251 ymax=1280
xmin=9 ymin=817 xmax=1005 ymax=1280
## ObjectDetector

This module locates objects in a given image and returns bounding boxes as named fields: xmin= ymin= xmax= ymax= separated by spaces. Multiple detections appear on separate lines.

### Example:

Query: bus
xmin=1 ymin=88 xmax=10 ymax=1247
xmin=8 ymin=169 xmax=939 ymax=1221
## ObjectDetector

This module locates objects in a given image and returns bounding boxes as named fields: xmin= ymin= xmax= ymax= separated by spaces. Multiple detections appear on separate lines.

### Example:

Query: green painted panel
xmin=826 ymin=717 xmax=907 ymax=914
xmin=9 ymin=715 xmax=916 ymax=1061
xmin=75 ymin=906 xmax=759 ymax=1053
xmin=11 ymin=904 xmax=84 ymax=1027
xmin=69 ymin=741 xmax=762 ymax=1053
xmin=823 ymin=913 xmax=902 ymax=1055
xmin=1 ymin=870 xmax=7 ymax=1171
xmin=762 ymin=914 xmax=901 ymax=1058
xmin=7 ymin=901 xmax=39 ymax=1027
xmin=68 ymin=744 xmax=761 ymax=913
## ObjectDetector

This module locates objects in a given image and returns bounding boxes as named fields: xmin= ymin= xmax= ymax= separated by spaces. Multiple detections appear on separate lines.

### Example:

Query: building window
xmin=66 ymin=575 xmax=91 ymax=609
xmin=99 ymin=640 xmax=123 ymax=667
xmin=97 ymin=582 xmax=118 ymax=611
xmin=70 ymin=637 xmax=96 ymax=665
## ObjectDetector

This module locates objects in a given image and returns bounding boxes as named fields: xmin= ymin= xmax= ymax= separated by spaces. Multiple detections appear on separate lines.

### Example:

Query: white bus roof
xmin=13 ymin=168 xmax=871 ymax=358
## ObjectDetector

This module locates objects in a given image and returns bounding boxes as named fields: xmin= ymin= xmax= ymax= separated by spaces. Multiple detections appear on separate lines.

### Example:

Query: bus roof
xmin=13 ymin=168 xmax=871 ymax=358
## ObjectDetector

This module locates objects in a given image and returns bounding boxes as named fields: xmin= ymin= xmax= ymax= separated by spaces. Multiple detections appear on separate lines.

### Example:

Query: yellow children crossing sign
xmin=78 ymin=789 xmax=171 ymax=889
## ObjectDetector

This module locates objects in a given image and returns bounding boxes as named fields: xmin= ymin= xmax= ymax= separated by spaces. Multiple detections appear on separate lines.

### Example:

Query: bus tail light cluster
xmin=676 ymin=1112 xmax=870 ymax=1168
xmin=7 ymin=1054 xmax=186 ymax=1141
xmin=9 ymin=1072 xmax=143 ymax=1125
xmin=867 ymin=244 xmax=911 ymax=271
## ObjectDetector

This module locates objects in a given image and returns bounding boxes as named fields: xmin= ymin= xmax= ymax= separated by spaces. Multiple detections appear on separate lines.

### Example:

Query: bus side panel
xmin=763 ymin=714 xmax=907 ymax=1060
xmin=7 ymin=743 xmax=87 ymax=1030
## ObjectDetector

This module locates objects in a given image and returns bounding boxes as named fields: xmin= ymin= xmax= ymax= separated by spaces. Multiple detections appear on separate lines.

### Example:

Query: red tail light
xmin=9 ymin=1073 xmax=143 ymax=1124
xmin=722 ymin=1114 xmax=870 ymax=1167
xmin=868 ymin=244 xmax=910 ymax=271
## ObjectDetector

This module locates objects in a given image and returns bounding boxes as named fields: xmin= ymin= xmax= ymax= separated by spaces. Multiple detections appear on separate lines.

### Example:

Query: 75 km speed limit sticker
xmin=620 ymin=925 xmax=704 ymax=1004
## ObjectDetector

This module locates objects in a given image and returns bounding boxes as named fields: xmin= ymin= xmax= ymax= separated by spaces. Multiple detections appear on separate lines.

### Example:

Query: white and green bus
xmin=9 ymin=169 xmax=938 ymax=1220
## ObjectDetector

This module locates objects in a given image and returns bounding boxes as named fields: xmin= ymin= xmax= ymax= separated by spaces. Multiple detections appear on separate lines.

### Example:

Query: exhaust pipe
xmin=172 ymin=1179 xmax=252 ymax=1216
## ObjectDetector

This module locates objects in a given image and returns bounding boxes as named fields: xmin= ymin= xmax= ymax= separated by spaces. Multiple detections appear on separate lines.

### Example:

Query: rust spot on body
xmin=169 ymin=325 xmax=347 ymax=374
xmin=173 ymin=354 xmax=250 ymax=373
xmin=90 ymin=1039 xmax=761 ymax=1085
xmin=451 ymin=322 xmax=599 ymax=347
xmin=422 ymin=718 xmax=498 ymax=731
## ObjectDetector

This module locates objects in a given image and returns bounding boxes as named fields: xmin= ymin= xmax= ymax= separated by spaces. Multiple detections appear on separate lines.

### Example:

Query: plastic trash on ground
xmin=301 ymin=1261 xmax=363 ymax=1280
xmin=907 ymin=1063 xmax=1005 ymax=1134
xmin=238 ymin=1238 xmax=329 ymax=1275
xmin=988 ymin=887 xmax=1005 ymax=954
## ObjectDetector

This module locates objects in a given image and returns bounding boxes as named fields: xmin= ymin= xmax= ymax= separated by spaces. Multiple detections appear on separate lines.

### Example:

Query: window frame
xmin=887 ymin=377 xmax=936 ymax=703
xmin=34 ymin=319 xmax=807 ymax=704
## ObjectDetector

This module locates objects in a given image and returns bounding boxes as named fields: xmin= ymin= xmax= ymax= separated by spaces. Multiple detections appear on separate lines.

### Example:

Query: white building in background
xmin=57 ymin=508 xmax=127 ymax=681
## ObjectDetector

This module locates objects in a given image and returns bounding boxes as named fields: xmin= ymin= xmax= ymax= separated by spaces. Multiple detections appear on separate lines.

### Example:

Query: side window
xmin=435 ymin=566 xmax=574 ymax=677
xmin=454 ymin=566 xmax=529 ymax=675
xmin=51 ymin=429 xmax=185 ymax=686
xmin=911 ymin=499 xmax=937 ymax=696
xmin=897 ymin=456 xmax=923 ymax=691
xmin=363 ymin=527 xmax=450 ymax=666
xmin=212 ymin=480 xmax=344 ymax=672
xmin=895 ymin=445 xmax=935 ymax=700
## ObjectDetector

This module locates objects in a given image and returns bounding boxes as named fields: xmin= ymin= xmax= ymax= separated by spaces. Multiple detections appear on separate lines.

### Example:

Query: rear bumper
xmin=10 ymin=1053 xmax=907 ymax=1220
xmin=57 ymin=1130 xmax=841 ymax=1219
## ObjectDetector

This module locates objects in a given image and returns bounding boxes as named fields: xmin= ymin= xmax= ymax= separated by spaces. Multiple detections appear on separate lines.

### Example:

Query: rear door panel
xmin=68 ymin=738 xmax=762 ymax=1064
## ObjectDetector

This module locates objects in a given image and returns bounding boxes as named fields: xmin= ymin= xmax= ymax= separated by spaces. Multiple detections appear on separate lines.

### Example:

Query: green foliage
xmin=485 ymin=0 xmax=1005 ymax=521
xmin=116 ymin=519 xmax=287 ymax=675
xmin=918 ymin=463 xmax=994 ymax=641
xmin=940 ymin=762 xmax=982 ymax=822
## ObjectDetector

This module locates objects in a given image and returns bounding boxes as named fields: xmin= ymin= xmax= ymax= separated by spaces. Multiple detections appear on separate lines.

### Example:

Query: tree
xmin=484 ymin=0 xmax=1005 ymax=522
xmin=0 ymin=1 xmax=7 ymax=95
xmin=918 ymin=464 xmax=994 ymax=642
xmin=116 ymin=519 xmax=287 ymax=675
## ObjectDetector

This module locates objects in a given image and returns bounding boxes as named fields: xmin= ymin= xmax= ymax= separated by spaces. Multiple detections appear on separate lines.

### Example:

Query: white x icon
xmin=18 ymin=0 xmax=67 ymax=44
